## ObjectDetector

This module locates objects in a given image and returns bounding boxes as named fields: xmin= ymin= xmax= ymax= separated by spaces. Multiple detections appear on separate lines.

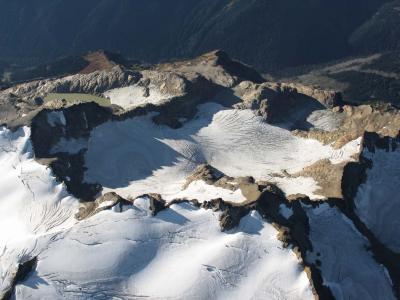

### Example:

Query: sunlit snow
xmin=83 ymin=103 xmax=361 ymax=200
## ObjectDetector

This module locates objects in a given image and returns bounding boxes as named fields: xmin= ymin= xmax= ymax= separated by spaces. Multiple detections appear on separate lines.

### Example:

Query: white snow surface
xmin=0 ymin=126 xmax=313 ymax=300
xmin=355 ymin=144 xmax=400 ymax=252
xmin=15 ymin=202 xmax=313 ymax=300
xmin=0 ymin=103 xmax=392 ymax=300
xmin=307 ymin=109 xmax=344 ymax=132
xmin=274 ymin=176 xmax=325 ymax=200
xmin=83 ymin=103 xmax=361 ymax=200
xmin=0 ymin=127 xmax=78 ymax=297
xmin=104 ymin=84 xmax=172 ymax=109
xmin=305 ymin=203 xmax=395 ymax=300
xmin=164 ymin=180 xmax=247 ymax=203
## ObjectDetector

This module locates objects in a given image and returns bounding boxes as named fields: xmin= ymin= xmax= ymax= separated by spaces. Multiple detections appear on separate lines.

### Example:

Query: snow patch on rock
xmin=104 ymin=84 xmax=172 ymax=109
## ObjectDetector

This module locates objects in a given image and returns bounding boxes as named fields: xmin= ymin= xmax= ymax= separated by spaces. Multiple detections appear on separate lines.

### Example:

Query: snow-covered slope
xmin=14 ymin=201 xmax=313 ymax=299
xmin=0 ymin=126 xmax=314 ymax=300
xmin=0 ymin=127 xmax=78 ymax=297
xmin=304 ymin=203 xmax=395 ymax=300
xmin=355 ymin=142 xmax=400 ymax=252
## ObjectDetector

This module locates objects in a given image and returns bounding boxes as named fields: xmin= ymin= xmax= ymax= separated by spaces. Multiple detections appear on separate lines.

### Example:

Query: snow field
xmin=15 ymin=201 xmax=313 ymax=299
xmin=354 ymin=144 xmax=400 ymax=252
xmin=304 ymin=203 xmax=395 ymax=300
xmin=83 ymin=103 xmax=361 ymax=201
xmin=0 ymin=127 xmax=78 ymax=297
xmin=104 ymin=84 xmax=172 ymax=109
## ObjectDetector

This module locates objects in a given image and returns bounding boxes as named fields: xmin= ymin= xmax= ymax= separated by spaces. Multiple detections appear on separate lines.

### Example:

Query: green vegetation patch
xmin=44 ymin=93 xmax=111 ymax=107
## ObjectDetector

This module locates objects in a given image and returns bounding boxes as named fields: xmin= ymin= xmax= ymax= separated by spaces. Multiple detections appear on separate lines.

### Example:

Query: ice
xmin=0 ymin=127 xmax=78 ymax=297
xmin=15 ymin=205 xmax=313 ymax=300
xmin=83 ymin=103 xmax=361 ymax=200
xmin=307 ymin=109 xmax=344 ymax=132
xmin=164 ymin=180 xmax=247 ymax=203
xmin=305 ymin=203 xmax=395 ymax=300
xmin=354 ymin=145 xmax=400 ymax=252
xmin=104 ymin=84 xmax=172 ymax=109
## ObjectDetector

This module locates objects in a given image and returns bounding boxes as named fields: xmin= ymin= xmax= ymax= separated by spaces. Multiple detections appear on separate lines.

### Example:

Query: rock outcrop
xmin=294 ymin=104 xmax=400 ymax=148
xmin=75 ymin=192 xmax=132 ymax=220
xmin=2 ymin=257 xmax=37 ymax=300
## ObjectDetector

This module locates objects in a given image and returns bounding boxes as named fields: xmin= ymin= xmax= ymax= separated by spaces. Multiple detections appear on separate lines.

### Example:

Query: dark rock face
xmin=363 ymin=131 xmax=399 ymax=152
xmin=2 ymin=257 xmax=37 ymax=300
xmin=350 ymin=0 xmax=400 ymax=54
xmin=184 ymin=164 xmax=225 ymax=189
xmin=146 ymin=194 xmax=167 ymax=216
xmin=30 ymin=103 xmax=113 ymax=201
xmin=218 ymin=205 xmax=249 ymax=232
xmin=0 ymin=0 xmax=388 ymax=71
xmin=276 ymin=51 xmax=400 ymax=107
xmin=211 ymin=50 xmax=264 ymax=84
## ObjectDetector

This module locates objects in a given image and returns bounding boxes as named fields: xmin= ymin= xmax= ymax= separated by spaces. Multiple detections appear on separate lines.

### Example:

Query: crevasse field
xmin=0 ymin=94 xmax=396 ymax=299
xmin=51 ymin=103 xmax=360 ymax=201
xmin=0 ymin=125 xmax=315 ymax=299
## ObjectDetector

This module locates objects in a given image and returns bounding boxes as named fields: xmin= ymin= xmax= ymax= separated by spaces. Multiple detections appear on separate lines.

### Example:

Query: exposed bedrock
xmin=0 ymin=66 xmax=140 ymax=127
xmin=75 ymin=192 xmax=133 ymax=221
xmin=30 ymin=103 xmax=112 ymax=200
xmin=5 ymin=66 xmax=140 ymax=103
xmin=233 ymin=80 xmax=338 ymax=126
xmin=294 ymin=103 xmax=400 ymax=148
xmin=274 ymin=82 xmax=343 ymax=108
xmin=0 ymin=50 xmax=350 ymax=133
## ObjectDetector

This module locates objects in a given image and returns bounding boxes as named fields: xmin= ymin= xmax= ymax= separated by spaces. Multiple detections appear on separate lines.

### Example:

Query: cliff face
xmin=0 ymin=0 xmax=388 ymax=71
